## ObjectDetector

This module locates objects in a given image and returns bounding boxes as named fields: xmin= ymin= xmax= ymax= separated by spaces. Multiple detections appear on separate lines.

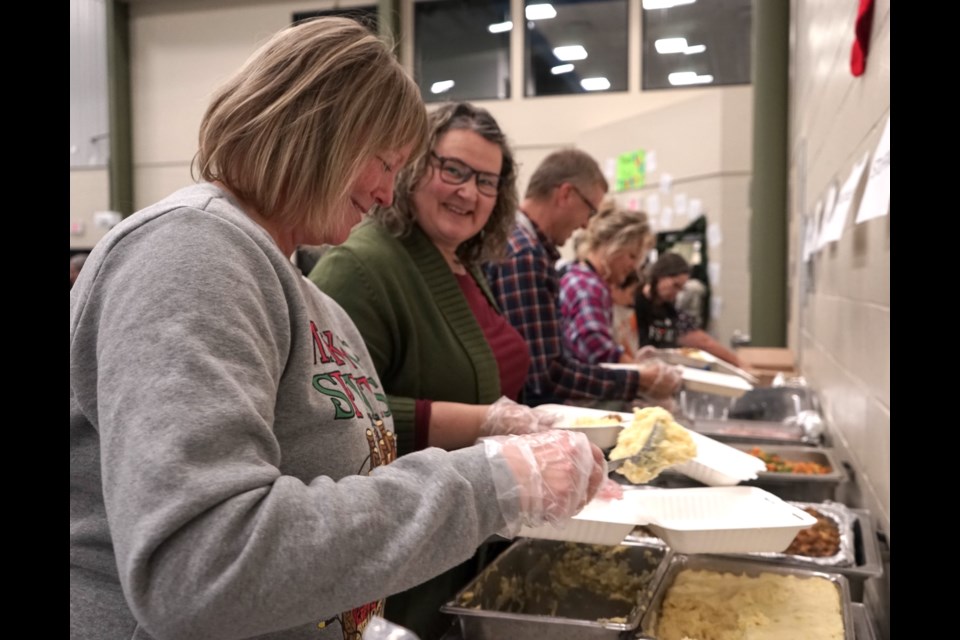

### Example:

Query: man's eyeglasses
xmin=570 ymin=184 xmax=598 ymax=218
xmin=430 ymin=152 xmax=501 ymax=197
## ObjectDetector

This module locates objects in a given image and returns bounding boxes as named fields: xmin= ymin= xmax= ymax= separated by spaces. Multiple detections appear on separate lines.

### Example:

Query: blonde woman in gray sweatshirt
xmin=69 ymin=18 xmax=606 ymax=640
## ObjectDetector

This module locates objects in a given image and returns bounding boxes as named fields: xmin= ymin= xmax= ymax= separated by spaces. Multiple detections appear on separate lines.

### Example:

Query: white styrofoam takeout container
xmin=519 ymin=486 xmax=817 ymax=553
xmin=600 ymin=362 xmax=754 ymax=398
xmin=541 ymin=405 xmax=765 ymax=485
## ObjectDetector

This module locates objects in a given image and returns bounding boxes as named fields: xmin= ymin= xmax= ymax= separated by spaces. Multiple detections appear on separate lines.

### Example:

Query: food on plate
xmin=748 ymin=447 xmax=832 ymax=474
xmin=784 ymin=508 xmax=841 ymax=557
xmin=678 ymin=347 xmax=712 ymax=361
xmin=609 ymin=407 xmax=696 ymax=484
xmin=657 ymin=568 xmax=844 ymax=640
xmin=573 ymin=413 xmax=625 ymax=427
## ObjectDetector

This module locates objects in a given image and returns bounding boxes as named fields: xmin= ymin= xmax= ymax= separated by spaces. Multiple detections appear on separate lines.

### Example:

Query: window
xmin=414 ymin=0 xmax=512 ymax=102
xmin=525 ymin=0 xmax=628 ymax=97
xmin=641 ymin=0 xmax=752 ymax=90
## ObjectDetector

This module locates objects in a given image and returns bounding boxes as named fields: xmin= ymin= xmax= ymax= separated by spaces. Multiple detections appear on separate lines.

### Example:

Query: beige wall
xmin=788 ymin=0 xmax=889 ymax=633
xmin=107 ymin=0 xmax=752 ymax=348
xmin=569 ymin=88 xmax=754 ymax=347
xmin=70 ymin=168 xmax=112 ymax=250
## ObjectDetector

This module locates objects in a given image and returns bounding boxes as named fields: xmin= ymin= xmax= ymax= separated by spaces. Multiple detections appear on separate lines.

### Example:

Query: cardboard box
xmin=736 ymin=347 xmax=796 ymax=372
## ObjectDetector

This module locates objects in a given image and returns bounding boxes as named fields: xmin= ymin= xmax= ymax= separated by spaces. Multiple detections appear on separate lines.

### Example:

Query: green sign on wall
xmin=615 ymin=149 xmax=646 ymax=192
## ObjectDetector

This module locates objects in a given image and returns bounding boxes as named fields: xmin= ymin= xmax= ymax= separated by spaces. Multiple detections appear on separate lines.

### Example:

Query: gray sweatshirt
xmin=70 ymin=183 xmax=512 ymax=640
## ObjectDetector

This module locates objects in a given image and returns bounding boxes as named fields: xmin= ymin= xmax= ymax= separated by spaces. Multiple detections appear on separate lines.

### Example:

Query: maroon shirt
xmin=412 ymin=272 xmax=533 ymax=446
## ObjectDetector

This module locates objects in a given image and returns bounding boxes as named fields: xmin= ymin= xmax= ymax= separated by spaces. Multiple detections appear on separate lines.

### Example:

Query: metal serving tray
xmin=635 ymin=555 xmax=855 ymax=640
xmin=735 ymin=444 xmax=846 ymax=502
xmin=740 ymin=500 xmax=856 ymax=567
xmin=622 ymin=506 xmax=882 ymax=604
xmin=717 ymin=504 xmax=883 ymax=602
xmin=684 ymin=416 xmax=817 ymax=445
xmin=441 ymin=538 xmax=671 ymax=640
xmin=851 ymin=602 xmax=879 ymax=640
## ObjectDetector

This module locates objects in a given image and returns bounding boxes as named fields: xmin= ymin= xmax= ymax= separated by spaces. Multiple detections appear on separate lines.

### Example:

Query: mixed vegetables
xmin=748 ymin=447 xmax=832 ymax=475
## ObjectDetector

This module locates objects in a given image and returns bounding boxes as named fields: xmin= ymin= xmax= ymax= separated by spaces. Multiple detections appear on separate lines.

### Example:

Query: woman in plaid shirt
xmin=559 ymin=201 xmax=654 ymax=365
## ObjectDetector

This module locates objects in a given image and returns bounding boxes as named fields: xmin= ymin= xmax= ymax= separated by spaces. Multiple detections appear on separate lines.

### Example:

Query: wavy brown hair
xmin=372 ymin=102 xmax=518 ymax=267
xmin=195 ymin=17 xmax=428 ymax=239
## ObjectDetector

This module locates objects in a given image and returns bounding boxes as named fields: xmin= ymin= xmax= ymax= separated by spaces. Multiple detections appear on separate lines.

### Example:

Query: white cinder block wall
xmin=788 ymin=0 xmax=889 ymax=634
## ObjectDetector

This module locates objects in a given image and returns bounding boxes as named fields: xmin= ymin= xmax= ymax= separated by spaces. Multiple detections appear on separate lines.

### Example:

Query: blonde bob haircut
xmin=578 ymin=198 xmax=653 ymax=260
xmin=372 ymin=102 xmax=519 ymax=267
xmin=195 ymin=17 xmax=428 ymax=238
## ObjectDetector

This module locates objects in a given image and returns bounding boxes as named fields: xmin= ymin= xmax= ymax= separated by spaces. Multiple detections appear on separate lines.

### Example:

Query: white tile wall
xmin=789 ymin=0 xmax=890 ymax=549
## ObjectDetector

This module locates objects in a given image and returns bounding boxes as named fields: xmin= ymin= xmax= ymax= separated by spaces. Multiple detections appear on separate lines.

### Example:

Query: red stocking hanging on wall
xmin=850 ymin=0 xmax=876 ymax=76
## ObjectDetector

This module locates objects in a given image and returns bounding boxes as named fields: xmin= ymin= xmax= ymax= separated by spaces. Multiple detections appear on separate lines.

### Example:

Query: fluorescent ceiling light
xmin=580 ymin=77 xmax=611 ymax=91
xmin=668 ymin=72 xmax=714 ymax=86
xmin=553 ymin=45 xmax=588 ymax=61
xmin=526 ymin=4 xmax=557 ymax=20
xmin=487 ymin=21 xmax=513 ymax=33
xmin=643 ymin=0 xmax=696 ymax=9
xmin=430 ymin=80 xmax=455 ymax=94
xmin=684 ymin=44 xmax=706 ymax=54
xmin=551 ymin=63 xmax=575 ymax=75
xmin=655 ymin=37 xmax=689 ymax=54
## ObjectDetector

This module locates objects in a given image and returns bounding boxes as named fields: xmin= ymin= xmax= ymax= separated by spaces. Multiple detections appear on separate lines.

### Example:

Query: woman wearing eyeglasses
xmin=307 ymin=102 xmax=542 ymax=639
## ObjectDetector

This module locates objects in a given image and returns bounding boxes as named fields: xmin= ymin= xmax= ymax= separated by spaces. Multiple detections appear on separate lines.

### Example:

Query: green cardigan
xmin=308 ymin=220 xmax=503 ymax=454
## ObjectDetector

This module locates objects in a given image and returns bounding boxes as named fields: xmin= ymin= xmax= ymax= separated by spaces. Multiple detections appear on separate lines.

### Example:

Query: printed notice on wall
xmin=816 ymin=182 xmax=839 ymax=251
xmin=803 ymin=199 xmax=823 ymax=262
xmin=661 ymin=206 xmax=674 ymax=230
xmin=615 ymin=150 xmax=646 ymax=191
xmin=707 ymin=223 xmax=722 ymax=248
xmin=645 ymin=193 xmax=661 ymax=216
xmin=689 ymin=198 xmax=703 ymax=218
xmin=819 ymin=152 xmax=869 ymax=245
xmin=855 ymin=116 xmax=890 ymax=223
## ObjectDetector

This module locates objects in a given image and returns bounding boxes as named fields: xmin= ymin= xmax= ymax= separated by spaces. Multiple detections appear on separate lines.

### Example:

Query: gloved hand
xmin=634 ymin=345 xmax=659 ymax=362
xmin=482 ymin=430 xmax=606 ymax=536
xmin=637 ymin=360 xmax=683 ymax=398
xmin=478 ymin=396 xmax=559 ymax=438
xmin=595 ymin=477 xmax=625 ymax=501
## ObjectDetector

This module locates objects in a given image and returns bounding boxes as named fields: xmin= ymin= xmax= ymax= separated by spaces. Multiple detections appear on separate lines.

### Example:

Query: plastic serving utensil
xmin=607 ymin=419 xmax=666 ymax=472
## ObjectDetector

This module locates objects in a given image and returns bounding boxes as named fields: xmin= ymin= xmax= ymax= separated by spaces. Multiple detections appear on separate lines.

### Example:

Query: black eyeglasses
xmin=570 ymin=184 xmax=598 ymax=218
xmin=430 ymin=152 xmax=501 ymax=197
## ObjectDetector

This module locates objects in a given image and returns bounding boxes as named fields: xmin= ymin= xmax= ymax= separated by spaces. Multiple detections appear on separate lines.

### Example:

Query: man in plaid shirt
xmin=485 ymin=149 xmax=681 ymax=407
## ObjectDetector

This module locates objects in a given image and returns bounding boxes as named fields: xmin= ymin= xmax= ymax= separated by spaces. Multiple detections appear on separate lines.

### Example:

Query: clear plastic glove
xmin=595 ymin=477 xmax=625 ymax=501
xmin=482 ymin=430 xmax=606 ymax=536
xmin=634 ymin=345 xmax=659 ymax=362
xmin=361 ymin=616 xmax=420 ymax=640
xmin=479 ymin=396 xmax=558 ymax=438
xmin=637 ymin=360 xmax=683 ymax=398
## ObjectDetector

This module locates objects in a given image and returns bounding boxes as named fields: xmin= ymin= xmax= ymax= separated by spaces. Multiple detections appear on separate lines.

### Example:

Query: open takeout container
xmin=654 ymin=347 xmax=760 ymax=384
xmin=519 ymin=486 xmax=817 ymax=553
xmin=600 ymin=362 xmax=754 ymax=398
xmin=542 ymin=404 xmax=766 ymax=486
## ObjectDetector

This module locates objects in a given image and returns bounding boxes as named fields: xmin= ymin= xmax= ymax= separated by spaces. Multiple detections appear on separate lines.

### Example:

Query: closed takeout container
xmin=637 ymin=554 xmax=855 ymax=640
xmin=441 ymin=538 xmax=670 ymax=640
xmin=520 ymin=486 xmax=817 ymax=554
